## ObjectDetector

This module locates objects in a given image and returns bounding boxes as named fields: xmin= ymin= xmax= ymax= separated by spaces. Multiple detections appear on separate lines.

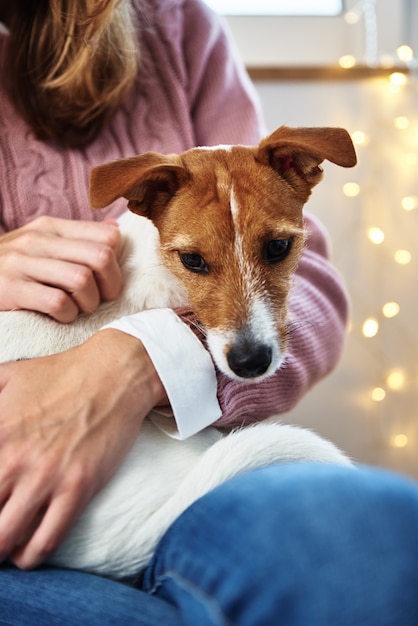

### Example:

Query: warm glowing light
xmin=362 ymin=318 xmax=379 ymax=338
xmin=351 ymin=130 xmax=369 ymax=146
xmin=394 ymin=116 xmax=410 ymax=130
xmin=386 ymin=370 xmax=405 ymax=391
xmin=344 ymin=10 xmax=361 ymax=25
xmin=405 ymin=153 xmax=418 ymax=166
xmin=389 ymin=72 xmax=407 ymax=86
xmin=392 ymin=434 xmax=408 ymax=448
xmin=388 ymin=84 xmax=401 ymax=94
xmin=339 ymin=55 xmax=356 ymax=69
xmin=394 ymin=249 xmax=412 ymax=265
xmin=382 ymin=302 xmax=400 ymax=318
xmin=402 ymin=196 xmax=418 ymax=211
xmin=397 ymin=45 xmax=414 ymax=63
xmin=368 ymin=227 xmax=385 ymax=244
xmin=371 ymin=387 xmax=386 ymax=402
xmin=343 ymin=182 xmax=360 ymax=197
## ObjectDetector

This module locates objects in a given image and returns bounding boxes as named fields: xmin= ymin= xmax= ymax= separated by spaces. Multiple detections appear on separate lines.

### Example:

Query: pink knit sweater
xmin=0 ymin=0 xmax=349 ymax=428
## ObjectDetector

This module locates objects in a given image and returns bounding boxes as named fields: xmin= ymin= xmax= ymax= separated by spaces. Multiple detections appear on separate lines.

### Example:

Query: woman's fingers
xmin=16 ymin=216 xmax=122 ymax=250
xmin=0 ymin=217 xmax=123 ymax=318
xmin=10 ymin=224 xmax=123 ymax=301
xmin=0 ymin=479 xmax=50 ymax=564
xmin=5 ymin=473 xmax=95 ymax=570
xmin=10 ymin=488 xmax=90 ymax=570
xmin=0 ymin=459 xmax=94 ymax=569
xmin=8 ymin=257 xmax=101 ymax=320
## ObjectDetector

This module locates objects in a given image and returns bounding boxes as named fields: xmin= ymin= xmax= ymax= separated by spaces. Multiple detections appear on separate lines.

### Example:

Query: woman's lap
xmin=1 ymin=462 xmax=418 ymax=626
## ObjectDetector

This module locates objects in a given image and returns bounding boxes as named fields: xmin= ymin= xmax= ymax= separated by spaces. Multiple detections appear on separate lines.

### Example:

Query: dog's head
xmin=90 ymin=126 xmax=356 ymax=382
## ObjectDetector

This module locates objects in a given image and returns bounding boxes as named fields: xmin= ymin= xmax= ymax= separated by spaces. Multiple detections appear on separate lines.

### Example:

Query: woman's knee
xmin=145 ymin=463 xmax=418 ymax=626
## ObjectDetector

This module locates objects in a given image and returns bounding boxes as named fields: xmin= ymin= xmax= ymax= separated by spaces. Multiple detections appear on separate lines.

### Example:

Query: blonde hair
xmin=6 ymin=0 xmax=139 ymax=148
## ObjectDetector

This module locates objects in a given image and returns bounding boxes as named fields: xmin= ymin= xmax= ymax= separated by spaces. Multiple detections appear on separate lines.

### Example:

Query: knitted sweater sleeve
xmin=181 ymin=0 xmax=266 ymax=145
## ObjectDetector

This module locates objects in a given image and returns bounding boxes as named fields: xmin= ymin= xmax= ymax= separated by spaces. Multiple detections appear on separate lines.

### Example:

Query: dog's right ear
xmin=256 ymin=126 xmax=357 ymax=202
xmin=89 ymin=152 xmax=190 ymax=218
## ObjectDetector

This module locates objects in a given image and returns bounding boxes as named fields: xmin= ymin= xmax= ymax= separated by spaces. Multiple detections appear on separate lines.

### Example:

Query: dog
xmin=0 ymin=126 xmax=357 ymax=578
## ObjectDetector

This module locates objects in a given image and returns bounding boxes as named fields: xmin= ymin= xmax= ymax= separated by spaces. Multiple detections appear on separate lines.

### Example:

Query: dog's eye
xmin=179 ymin=253 xmax=209 ymax=273
xmin=263 ymin=239 xmax=292 ymax=264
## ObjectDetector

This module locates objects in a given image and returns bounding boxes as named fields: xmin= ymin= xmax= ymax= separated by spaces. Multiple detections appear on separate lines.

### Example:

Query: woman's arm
xmin=183 ymin=0 xmax=266 ymax=146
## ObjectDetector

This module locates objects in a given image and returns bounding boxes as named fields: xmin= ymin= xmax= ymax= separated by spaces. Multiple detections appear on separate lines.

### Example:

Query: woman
xmin=0 ymin=1 xmax=417 ymax=624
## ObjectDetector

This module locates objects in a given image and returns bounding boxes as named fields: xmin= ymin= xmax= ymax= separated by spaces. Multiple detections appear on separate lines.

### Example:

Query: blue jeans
xmin=1 ymin=463 xmax=418 ymax=626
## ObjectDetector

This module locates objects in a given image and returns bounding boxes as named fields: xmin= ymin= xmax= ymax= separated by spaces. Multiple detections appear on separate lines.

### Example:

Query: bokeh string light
xmin=341 ymin=1 xmax=418 ymax=474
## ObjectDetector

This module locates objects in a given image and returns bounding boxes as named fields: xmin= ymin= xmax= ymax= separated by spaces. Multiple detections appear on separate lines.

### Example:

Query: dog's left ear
xmin=257 ymin=126 xmax=357 ymax=199
xmin=89 ymin=152 xmax=190 ymax=218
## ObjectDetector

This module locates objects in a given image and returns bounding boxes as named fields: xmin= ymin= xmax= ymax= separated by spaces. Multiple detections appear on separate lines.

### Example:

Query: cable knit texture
xmin=0 ymin=0 xmax=349 ymax=427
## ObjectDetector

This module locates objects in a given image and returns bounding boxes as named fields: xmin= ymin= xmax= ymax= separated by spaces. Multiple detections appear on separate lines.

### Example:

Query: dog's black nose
xmin=227 ymin=344 xmax=273 ymax=379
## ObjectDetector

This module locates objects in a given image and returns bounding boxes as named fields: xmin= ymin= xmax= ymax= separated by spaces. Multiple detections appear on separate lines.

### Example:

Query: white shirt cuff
xmin=100 ymin=309 xmax=221 ymax=439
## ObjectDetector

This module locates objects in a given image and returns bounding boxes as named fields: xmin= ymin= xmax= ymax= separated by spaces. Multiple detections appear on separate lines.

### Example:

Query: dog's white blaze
xmin=205 ymin=188 xmax=284 ymax=381
xmin=230 ymin=186 xmax=259 ymax=295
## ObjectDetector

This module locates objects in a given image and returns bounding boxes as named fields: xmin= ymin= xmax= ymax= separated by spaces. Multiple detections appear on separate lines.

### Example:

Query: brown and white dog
xmin=0 ymin=126 xmax=356 ymax=578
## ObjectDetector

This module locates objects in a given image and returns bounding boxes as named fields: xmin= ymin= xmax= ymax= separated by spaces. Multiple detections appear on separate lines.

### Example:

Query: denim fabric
xmin=1 ymin=463 xmax=418 ymax=626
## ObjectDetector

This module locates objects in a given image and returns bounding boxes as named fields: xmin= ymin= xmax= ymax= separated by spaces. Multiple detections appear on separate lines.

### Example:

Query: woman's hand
xmin=0 ymin=330 xmax=167 ymax=570
xmin=0 ymin=216 xmax=123 ymax=322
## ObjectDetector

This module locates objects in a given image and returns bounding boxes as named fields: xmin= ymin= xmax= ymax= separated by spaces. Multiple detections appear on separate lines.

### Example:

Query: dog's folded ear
xmin=89 ymin=153 xmax=189 ymax=217
xmin=257 ymin=126 xmax=357 ymax=198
